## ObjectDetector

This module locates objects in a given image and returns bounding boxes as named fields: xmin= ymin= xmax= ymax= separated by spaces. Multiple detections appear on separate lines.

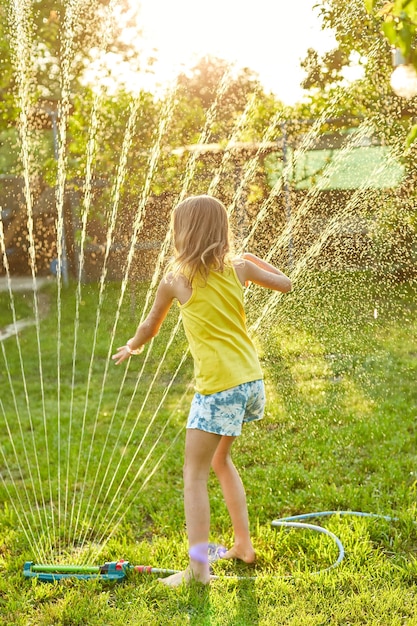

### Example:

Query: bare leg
xmin=159 ymin=428 xmax=221 ymax=587
xmin=211 ymin=435 xmax=255 ymax=563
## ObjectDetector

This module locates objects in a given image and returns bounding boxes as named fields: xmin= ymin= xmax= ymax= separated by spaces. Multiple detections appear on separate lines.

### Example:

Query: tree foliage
xmin=1 ymin=0 xmax=145 ymax=113
xmin=364 ymin=0 xmax=417 ymax=67
xmin=298 ymin=0 xmax=417 ymax=145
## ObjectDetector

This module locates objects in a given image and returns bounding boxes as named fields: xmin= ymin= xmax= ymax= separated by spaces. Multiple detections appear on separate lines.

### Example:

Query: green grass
xmin=0 ymin=271 xmax=417 ymax=624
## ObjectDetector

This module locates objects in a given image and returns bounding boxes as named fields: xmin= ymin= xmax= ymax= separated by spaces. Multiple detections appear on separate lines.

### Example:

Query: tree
xmin=173 ymin=55 xmax=266 ymax=143
xmin=1 ymin=0 xmax=150 ymax=122
xmin=0 ymin=0 xmax=162 ymax=179
xmin=147 ymin=56 xmax=285 ymax=212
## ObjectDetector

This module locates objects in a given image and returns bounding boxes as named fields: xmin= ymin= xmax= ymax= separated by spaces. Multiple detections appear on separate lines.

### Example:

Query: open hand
xmin=112 ymin=345 xmax=132 ymax=365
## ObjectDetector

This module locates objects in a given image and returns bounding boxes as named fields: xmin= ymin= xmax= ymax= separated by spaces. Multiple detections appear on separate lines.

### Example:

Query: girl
xmin=112 ymin=195 xmax=291 ymax=586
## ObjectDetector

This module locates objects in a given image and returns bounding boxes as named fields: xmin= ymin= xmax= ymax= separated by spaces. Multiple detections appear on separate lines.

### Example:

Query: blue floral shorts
xmin=187 ymin=379 xmax=265 ymax=436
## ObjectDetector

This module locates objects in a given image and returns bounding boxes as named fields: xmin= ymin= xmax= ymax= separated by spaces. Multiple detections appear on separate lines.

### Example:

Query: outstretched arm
xmin=239 ymin=252 xmax=292 ymax=292
xmin=112 ymin=277 xmax=175 ymax=365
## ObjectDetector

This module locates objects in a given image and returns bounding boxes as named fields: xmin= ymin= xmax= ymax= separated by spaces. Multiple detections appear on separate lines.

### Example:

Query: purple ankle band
xmin=188 ymin=542 xmax=209 ymax=564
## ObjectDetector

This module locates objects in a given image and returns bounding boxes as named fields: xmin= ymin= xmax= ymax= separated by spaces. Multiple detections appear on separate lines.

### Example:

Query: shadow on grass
xmin=230 ymin=578 xmax=259 ymax=626
xmin=179 ymin=577 xmax=259 ymax=626
xmin=179 ymin=582 xmax=211 ymax=625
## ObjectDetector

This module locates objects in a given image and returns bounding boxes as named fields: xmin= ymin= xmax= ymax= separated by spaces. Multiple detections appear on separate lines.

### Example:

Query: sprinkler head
xmin=23 ymin=560 xmax=128 ymax=582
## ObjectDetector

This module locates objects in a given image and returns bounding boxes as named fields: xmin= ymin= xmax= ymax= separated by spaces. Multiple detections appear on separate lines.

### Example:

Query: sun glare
xmin=86 ymin=0 xmax=337 ymax=104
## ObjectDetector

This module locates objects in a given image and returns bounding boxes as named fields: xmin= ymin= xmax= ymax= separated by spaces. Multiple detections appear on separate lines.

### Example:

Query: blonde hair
xmin=170 ymin=195 xmax=234 ymax=284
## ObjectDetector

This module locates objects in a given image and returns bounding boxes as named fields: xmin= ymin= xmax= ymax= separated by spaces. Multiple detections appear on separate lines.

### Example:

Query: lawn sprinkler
xmin=23 ymin=559 xmax=179 ymax=582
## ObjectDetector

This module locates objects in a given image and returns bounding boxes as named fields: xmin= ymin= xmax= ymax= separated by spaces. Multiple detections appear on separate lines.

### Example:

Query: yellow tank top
xmin=179 ymin=265 xmax=263 ymax=394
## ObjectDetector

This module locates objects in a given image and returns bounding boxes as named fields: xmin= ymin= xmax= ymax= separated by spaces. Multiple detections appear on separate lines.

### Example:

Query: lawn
xmin=0 ymin=270 xmax=416 ymax=625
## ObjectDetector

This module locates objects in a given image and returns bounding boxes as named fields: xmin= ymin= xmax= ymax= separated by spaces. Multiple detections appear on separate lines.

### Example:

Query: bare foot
xmin=221 ymin=544 xmax=256 ymax=563
xmin=158 ymin=565 xmax=211 ymax=587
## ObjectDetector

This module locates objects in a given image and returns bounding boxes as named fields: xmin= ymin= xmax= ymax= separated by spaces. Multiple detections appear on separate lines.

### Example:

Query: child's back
xmin=179 ymin=265 xmax=262 ymax=395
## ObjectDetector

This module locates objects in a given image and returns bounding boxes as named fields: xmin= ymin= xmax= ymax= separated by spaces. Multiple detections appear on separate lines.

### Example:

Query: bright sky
xmin=134 ymin=0 xmax=337 ymax=104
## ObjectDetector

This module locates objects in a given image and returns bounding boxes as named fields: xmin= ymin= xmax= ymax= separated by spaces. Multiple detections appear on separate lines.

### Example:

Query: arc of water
xmin=5 ymin=0 xmax=56 ymax=548
xmin=0 ymin=222 xmax=49 ymax=560
xmin=62 ymin=0 xmax=165 ymax=548
xmin=0 ymin=0 xmax=394 ymax=560
xmin=69 ymin=86 xmax=179 ymax=547
xmin=0 ymin=437 xmax=40 ymax=556
xmin=0 ymin=393 xmax=47 ymax=560
xmin=51 ymin=0 xmax=89 ymax=554
xmin=92 ymin=379 xmax=191 ymax=557
xmin=64 ymin=95 xmax=140 ymax=547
